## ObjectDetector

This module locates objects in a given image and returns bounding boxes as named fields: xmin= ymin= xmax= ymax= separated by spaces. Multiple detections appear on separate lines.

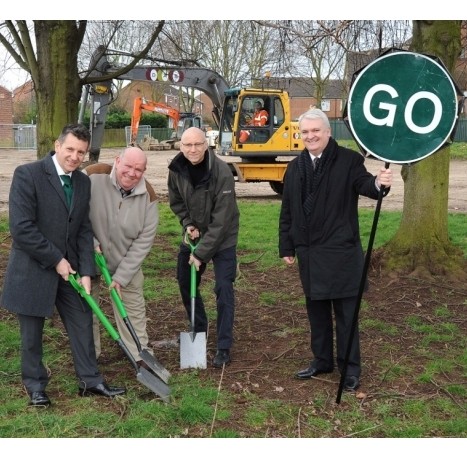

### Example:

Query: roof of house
xmin=0 ymin=84 xmax=12 ymax=95
xmin=258 ymin=76 xmax=346 ymax=99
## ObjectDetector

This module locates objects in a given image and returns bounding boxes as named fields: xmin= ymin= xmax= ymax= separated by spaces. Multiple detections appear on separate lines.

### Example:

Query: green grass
xmin=0 ymin=202 xmax=466 ymax=442
xmin=361 ymin=318 xmax=399 ymax=336
xmin=339 ymin=140 xmax=467 ymax=160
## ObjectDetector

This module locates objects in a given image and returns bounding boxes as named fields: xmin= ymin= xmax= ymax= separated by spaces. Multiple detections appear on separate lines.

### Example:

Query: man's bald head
xmin=121 ymin=146 xmax=147 ymax=164
xmin=115 ymin=146 xmax=147 ymax=190
xmin=182 ymin=127 xmax=206 ymax=141
xmin=180 ymin=127 xmax=208 ymax=165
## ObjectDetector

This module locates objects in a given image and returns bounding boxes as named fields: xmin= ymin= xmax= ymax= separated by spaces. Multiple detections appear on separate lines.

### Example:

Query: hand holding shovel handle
xmin=69 ymin=274 xmax=119 ymax=341
xmin=179 ymin=231 xmax=207 ymax=369
xmin=95 ymin=252 xmax=139 ymax=344
xmin=183 ymin=232 xmax=199 ymax=335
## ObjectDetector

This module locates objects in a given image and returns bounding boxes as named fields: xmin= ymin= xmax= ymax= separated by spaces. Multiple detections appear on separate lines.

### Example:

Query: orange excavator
xmin=130 ymin=96 xmax=202 ymax=148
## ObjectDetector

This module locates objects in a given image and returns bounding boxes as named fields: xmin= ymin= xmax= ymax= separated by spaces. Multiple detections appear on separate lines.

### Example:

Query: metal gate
xmin=124 ymin=125 xmax=151 ymax=146
xmin=0 ymin=124 xmax=37 ymax=149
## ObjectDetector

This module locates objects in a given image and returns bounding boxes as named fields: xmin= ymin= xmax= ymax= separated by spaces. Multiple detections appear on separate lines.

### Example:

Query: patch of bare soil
xmin=30 ymin=242 xmax=466 ymax=438
xmin=145 ymin=240 xmax=466 ymax=412
xmin=1 ymin=148 xmax=467 ymax=212
xmin=0 ymin=221 xmax=466 ymax=437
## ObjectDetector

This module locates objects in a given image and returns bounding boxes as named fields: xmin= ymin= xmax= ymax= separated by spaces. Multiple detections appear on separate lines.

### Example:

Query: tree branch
xmin=81 ymin=20 xmax=166 ymax=85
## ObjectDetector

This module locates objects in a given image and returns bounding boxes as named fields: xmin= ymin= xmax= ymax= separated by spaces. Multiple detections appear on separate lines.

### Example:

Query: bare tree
xmin=258 ymin=20 xmax=412 ymax=104
xmin=383 ymin=20 xmax=466 ymax=279
xmin=281 ymin=21 xmax=349 ymax=105
xmin=161 ymin=20 xmax=278 ymax=87
xmin=0 ymin=20 xmax=165 ymax=157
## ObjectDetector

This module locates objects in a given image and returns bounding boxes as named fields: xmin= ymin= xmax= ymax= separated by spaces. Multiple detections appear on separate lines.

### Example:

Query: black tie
xmin=60 ymin=175 xmax=73 ymax=207
xmin=120 ymin=187 xmax=132 ymax=198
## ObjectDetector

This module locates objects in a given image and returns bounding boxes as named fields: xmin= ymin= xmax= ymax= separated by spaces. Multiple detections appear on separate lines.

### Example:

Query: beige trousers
xmin=92 ymin=268 xmax=152 ymax=361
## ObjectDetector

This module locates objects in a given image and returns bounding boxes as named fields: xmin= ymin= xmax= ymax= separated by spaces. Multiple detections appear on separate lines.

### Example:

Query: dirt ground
xmin=1 ymin=147 xmax=467 ymax=213
xmin=0 ymin=148 xmax=466 ymax=437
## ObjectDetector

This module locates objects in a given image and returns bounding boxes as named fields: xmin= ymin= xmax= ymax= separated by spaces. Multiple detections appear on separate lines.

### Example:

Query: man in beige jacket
xmin=84 ymin=147 xmax=158 ymax=367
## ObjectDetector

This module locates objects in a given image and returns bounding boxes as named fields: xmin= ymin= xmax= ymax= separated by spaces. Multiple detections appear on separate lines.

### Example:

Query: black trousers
xmin=18 ymin=277 xmax=104 ymax=393
xmin=177 ymin=244 xmax=236 ymax=350
xmin=305 ymin=296 xmax=361 ymax=377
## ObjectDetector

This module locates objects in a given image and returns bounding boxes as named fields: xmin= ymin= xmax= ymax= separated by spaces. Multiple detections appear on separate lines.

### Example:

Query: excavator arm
xmin=84 ymin=47 xmax=229 ymax=160
xmin=130 ymin=97 xmax=183 ymax=146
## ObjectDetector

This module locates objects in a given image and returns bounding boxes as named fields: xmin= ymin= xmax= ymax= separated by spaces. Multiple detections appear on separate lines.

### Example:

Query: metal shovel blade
xmin=139 ymin=349 xmax=171 ymax=384
xmin=180 ymin=331 xmax=207 ymax=369
xmin=94 ymin=252 xmax=172 ymax=384
xmin=137 ymin=366 xmax=171 ymax=403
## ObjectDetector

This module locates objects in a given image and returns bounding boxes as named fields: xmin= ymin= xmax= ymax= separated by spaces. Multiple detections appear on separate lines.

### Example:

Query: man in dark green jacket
xmin=279 ymin=109 xmax=393 ymax=391
xmin=168 ymin=127 xmax=240 ymax=368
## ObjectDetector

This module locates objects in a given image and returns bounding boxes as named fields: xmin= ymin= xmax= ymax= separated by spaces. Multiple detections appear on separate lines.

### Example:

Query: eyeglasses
xmin=181 ymin=142 xmax=205 ymax=149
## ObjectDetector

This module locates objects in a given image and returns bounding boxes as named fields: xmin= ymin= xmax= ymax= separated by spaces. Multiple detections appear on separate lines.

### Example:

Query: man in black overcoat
xmin=279 ymin=109 xmax=393 ymax=391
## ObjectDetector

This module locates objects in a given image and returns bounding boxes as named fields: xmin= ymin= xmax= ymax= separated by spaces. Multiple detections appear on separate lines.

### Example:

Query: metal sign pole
xmin=336 ymin=163 xmax=389 ymax=404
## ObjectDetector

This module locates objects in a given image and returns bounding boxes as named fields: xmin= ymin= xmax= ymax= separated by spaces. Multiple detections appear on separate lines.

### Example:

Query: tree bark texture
xmin=33 ymin=21 xmax=85 ymax=157
xmin=384 ymin=20 xmax=466 ymax=279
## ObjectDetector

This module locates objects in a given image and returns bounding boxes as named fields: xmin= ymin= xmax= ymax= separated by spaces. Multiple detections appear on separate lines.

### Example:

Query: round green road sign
xmin=347 ymin=51 xmax=460 ymax=164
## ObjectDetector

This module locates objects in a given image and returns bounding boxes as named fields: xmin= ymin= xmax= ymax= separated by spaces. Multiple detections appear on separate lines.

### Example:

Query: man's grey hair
xmin=298 ymin=108 xmax=331 ymax=129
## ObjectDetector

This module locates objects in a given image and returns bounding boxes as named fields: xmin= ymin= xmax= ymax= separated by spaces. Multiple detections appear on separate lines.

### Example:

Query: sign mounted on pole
xmin=345 ymin=49 xmax=463 ymax=164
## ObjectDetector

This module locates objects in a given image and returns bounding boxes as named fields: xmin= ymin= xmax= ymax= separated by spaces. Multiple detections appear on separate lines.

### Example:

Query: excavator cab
xmin=238 ymin=96 xmax=270 ymax=144
xmin=219 ymin=88 xmax=303 ymax=161
xmin=175 ymin=113 xmax=203 ymax=140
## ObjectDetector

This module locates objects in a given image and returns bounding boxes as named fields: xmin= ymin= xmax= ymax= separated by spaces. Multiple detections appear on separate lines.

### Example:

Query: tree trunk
xmin=383 ymin=20 xmax=466 ymax=280
xmin=33 ymin=21 xmax=84 ymax=158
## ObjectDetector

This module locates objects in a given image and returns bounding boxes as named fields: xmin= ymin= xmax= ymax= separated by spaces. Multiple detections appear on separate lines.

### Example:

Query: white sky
xmin=0 ymin=3 xmax=450 ymax=19
xmin=0 ymin=6 xmax=460 ymax=89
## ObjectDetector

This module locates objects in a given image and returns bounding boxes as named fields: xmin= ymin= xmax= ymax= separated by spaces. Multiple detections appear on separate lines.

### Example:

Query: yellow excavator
xmin=82 ymin=47 xmax=304 ymax=194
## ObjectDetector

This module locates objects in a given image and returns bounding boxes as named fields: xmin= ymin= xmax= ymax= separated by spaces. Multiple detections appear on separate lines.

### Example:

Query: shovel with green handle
xmin=179 ymin=232 xmax=207 ymax=369
xmin=94 ymin=252 xmax=171 ymax=385
xmin=68 ymin=274 xmax=171 ymax=403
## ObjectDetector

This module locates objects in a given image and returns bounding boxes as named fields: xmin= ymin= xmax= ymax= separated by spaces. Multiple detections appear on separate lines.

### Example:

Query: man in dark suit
xmin=279 ymin=109 xmax=393 ymax=391
xmin=0 ymin=123 xmax=125 ymax=407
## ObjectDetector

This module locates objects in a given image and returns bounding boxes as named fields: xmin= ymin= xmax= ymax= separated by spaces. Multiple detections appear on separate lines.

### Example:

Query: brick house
xmin=0 ymin=85 xmax=13 ymax=123
xmin=283 ymin=77 xmax=347 ymax=119
xmin=12 ymin=80 xmax=35 ymax=123
xmin=0 ymin=85 xmax=13 ymax=144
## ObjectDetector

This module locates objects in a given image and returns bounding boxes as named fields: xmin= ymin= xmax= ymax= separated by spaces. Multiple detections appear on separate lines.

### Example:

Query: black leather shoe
xmin=295 ymin=366 xmax=333 ymax=379
xmin=213 ymin=349 xmax=231 ymax=368
xmin=28 ymin=391 xmax=51 ymax=407
xmin=343 ymin=375 xmax=360 ymax=391
xmin=78 ymin=382 xmax=126 ymax=397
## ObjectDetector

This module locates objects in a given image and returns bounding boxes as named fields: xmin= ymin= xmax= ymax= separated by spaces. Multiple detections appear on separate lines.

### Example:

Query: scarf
xmin=299 ymin=138 xmax=336 ymax=217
